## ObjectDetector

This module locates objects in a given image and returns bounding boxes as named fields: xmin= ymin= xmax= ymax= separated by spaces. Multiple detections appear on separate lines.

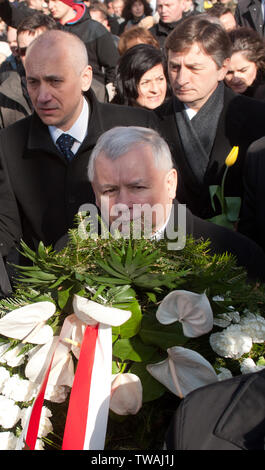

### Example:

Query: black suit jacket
xmin=0 ymin=89 xmax=158 ymax=258
xmin=166 ymin=200 xmax=265 ymax=282
xmin=235 ymin=0 xmax=265 ymax=37
xmin=155 ymin=87 xmax=265 ymax=219
xmin=238 ymin=136 xmax=265 ymax=253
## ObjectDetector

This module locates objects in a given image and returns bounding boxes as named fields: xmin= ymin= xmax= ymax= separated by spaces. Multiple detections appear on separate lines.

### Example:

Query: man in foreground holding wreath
xmin=87 ymin=126 xmax=265 ymax=282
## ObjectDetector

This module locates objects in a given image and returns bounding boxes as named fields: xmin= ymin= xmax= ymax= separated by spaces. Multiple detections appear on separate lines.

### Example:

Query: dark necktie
xmin=56 ymin=133 xmax=75 ymax=162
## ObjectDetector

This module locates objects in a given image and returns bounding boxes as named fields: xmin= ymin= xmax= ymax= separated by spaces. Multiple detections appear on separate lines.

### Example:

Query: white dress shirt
xmin=49 ymin=97 xmax=89 ymax=155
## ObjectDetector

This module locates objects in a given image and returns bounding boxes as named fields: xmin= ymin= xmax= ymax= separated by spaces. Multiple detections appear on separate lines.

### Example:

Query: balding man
xmin=0 ymin=29 xmax=157 ymax=266
xmin=87 ymin=126 xmax=265 ymax=282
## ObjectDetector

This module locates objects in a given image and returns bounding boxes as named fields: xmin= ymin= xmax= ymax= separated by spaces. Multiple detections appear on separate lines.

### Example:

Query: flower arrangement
xmin=0 ymin=224 xmax=264 ymax=450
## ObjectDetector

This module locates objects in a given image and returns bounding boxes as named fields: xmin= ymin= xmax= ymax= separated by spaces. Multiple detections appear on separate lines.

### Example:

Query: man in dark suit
xmin=237 ymin=136 xmax=265 ymax=253
xmin=0 ymin=29 xmax=158 ymax=265
xmin=235 ymin=0 xmax=265 ymax=37
xmin=87 ymin=125 xmax=265 ymax=282
xmin=155 ymin=14 xmax=265 ymax=219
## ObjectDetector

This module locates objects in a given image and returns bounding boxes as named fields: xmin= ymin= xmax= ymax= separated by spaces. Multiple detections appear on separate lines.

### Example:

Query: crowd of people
xmin=0 ymin=0 xmax=264 ymax=450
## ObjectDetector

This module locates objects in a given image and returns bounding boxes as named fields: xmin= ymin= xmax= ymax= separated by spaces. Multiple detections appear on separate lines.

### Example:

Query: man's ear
xmin=218 ymin=57 xmax=231 ymax=81
xmin=167 ymin=168 xmax=178 ymax=200
xmin=81 ymin=65 xmax=93 ymax=91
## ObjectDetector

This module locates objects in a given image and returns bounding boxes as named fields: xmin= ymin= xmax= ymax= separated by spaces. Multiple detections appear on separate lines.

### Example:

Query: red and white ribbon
xmin=17 ymin=320 xmax=112 ymax=450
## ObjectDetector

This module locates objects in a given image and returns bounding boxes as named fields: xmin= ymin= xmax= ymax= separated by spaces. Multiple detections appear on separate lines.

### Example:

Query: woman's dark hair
xmin=122 ymin=0 xmax=153 ymax=22
xmin=112 ymin=43 xmax=169 ymax=106
xmin=228 ymin=27 xmax=265 ymax=75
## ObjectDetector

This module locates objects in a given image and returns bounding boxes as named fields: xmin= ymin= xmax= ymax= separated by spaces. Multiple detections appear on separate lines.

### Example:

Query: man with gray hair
xmin=0 ymin=29 xmax=158 ymax=272
xmin=155 ymin=14 xmax=265 ymax=220
xmin=86 ymin=125 xmax=265 ymax=282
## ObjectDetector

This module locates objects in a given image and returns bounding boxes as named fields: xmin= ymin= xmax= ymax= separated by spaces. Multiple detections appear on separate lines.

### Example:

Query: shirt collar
xmin=48 ymin=96 xmax=89 ymax=145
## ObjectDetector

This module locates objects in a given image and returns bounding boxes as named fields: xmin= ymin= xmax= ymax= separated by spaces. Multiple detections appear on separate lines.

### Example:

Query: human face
xmin=17 ymin=29 xmax=44 ymax=67
xmin=25 ymin=44 xmax=92 ymax=131
xmin=168 ymin=42 xmax=229 ymax=111
xmin=48 ymin=0 xmax=73 ymax=24
xmin=113 ymin=0 xmax=124 ymax=16
xmin=92 ymin=145 xmax=177 ymax=233
xmin=224 ymin=51 xmax=257 ymax=93
xmin=219 ymin=12 xmax=236 ymax=32
xmin=157 ymin=0 xmax=185 ymax=23
xmin=136 ymin=63 xmax=167 ymax=109
xmin=131 ymin=0 xmax=144 ymax=19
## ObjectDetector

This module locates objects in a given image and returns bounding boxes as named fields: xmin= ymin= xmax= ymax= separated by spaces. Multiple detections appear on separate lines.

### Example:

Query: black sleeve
xmin=95 ymin=30 xmax=119 ymax=84
xmin=0 ymin=150 xmax=22 ymax=257
xmin=192 ymin=214 xmax=265 ymax=282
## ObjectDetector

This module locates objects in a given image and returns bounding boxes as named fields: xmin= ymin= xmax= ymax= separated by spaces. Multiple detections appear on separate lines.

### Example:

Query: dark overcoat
xmin=155 ymin=86 xmax=265 ymax=219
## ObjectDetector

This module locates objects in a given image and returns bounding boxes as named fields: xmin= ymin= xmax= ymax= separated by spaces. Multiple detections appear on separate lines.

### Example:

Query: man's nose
xmin=176 ymin=67 xmax=189 ymax=85
xmin=37 ymin=84 xmax=52 ymax=103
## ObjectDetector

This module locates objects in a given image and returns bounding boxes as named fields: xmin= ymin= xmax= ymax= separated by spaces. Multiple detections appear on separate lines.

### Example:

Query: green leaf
xmin=130 ymin=361 xmax=166 ymax=402
xmin=225 ymin=196 xmax=241 ymax=222
xmin=57 ymin=287 xmax=72 ymax=310
xmin=139 ymin=313 xmax=188 ymax=350
xmin=209 ymin=185 xmax=222 ymax=212
xmin=208 ymin=213 xmax=234 ymax=230
xmin=113 ymin=336 xmax=156 ymax=362
xmin=112 ymin=300 xmax=142 ymax=338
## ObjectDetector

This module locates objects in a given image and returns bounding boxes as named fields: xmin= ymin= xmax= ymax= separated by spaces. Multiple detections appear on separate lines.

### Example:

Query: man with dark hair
xmin=206 ymin=3 xmax=237 ymax=31
xmin=0 ymin=29 xmax=158 ymax=268
xmin=155 ymin=14 xmax=265 ymax=219
xmin=0 ymin=12 xmax=58 ymax=128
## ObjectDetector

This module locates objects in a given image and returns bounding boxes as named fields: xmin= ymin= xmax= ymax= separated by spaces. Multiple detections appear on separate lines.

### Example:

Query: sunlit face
xmin=48 ymin=0 xmax=73 ymax=23
xmin=113 ymin=0 xmax=124 ymax=16
xmin=157 ymin=0 xmax=185 ymax=23
xmin=25 ymin=44 xmax=92 ymax=131
xmin=131 ymin=0 xmax=144 ymax=19
xmin=92 ymin=145 xmax=177 ymax=233
xmin=168 ymin=42 xmax=229 ymax=111
xmin=225 ymin=51 xmax=257 ymax=93
xmin=219 ymin=12 xmax=236 ymax=31
xmin=136 ymin=63 xmax=167 ymax=109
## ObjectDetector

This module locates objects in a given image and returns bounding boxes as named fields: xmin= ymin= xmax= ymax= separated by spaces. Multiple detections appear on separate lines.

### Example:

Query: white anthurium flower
xmin=146 ymin=346 xmax=218 ymax=398
xmin=0 ymin=302 xmax=56 ymax=344
xmin=25 ymin=336 xmax=74 ymax=387
xmin=73 ymin=294 xmax=131 ymax=327
xmin=156 ymin=290 xmax=213 ymax=337
xmin=110 ymin=373 xmax=143 ymax=415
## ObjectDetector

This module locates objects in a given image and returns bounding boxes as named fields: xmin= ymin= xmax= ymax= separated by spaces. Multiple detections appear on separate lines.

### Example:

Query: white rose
xmin=217 ymin=367 xmax=233 ymax=381
xmin=2 ymin=374 xmax=37 ymax=402
xmin=44 ymin=384 xmax=70 ymax=403
xmin=21 ymin=406 xmax=53 ymax=438
xmin=240 ymin=358 xmax=265 ymax=375
xmin=0 ymin=431 xmax=18 ymax=450
xmin=1 ymin=344 xmax=26 ymax=367
xmin=0 ymin=395 xmax=21 ymax=428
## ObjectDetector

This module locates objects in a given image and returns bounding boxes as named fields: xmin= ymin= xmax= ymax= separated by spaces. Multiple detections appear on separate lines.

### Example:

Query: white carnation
xmin=0 ymin=431 xmax=18 ymax=450
xmin=2 ymin=374 xmax=37 ymax=402
xmin=0 ymin=367 xmax=10 ymax=392
xmin=240 ymin=313 xmax=265 ymax=343
xmin=210 ymin=324 xmax=252 ymax=359
xmin=0 ymin=395 xmax=21 ymax=428
xmin=217 ymin=367 xmax=233 ymax=381
xmin=240 ymin=358 xmax=265 ymax=375
xmin=0 ymin=343 xmax=10 ymax=363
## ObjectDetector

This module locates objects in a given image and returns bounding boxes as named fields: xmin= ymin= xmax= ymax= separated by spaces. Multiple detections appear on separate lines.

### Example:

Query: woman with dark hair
xmin=224 ymin=27 xmax=265 ymax=100
xmin=112 ymin=43 xmax=169 ymax=109
xmin=120 ymin=0 xmax=153 ymax=32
